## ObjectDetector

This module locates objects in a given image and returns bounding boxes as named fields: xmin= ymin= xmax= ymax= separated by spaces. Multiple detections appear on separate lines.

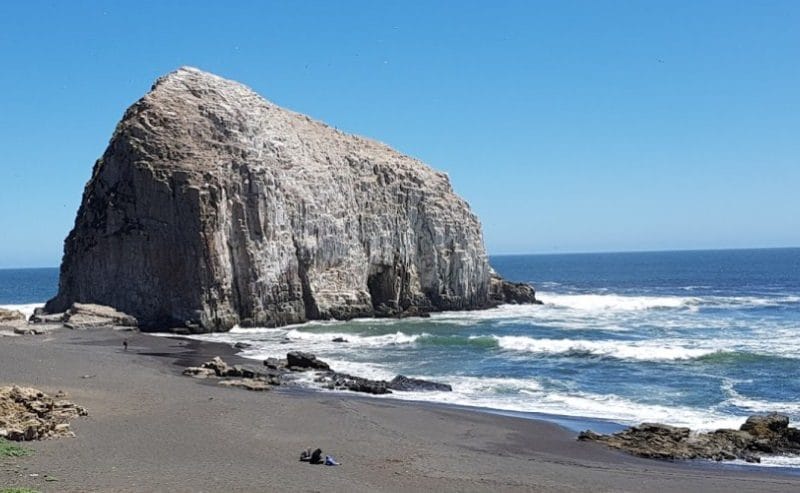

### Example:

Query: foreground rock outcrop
xmin=44 ymin=303 xmax=138 ymax=330
xmin=1 ymin=303 xmax=138 ymax=337
xmin=45 ymin=67 xmax=537 ymax=332
xmin=0 ymin=308 xmax=29 ymax=336
xmin=0 ymin=386 xmax=88 ymax=441
xmin=0 ymin=309 xmax=26 ymax=325
xmin=579 ymin=413 xmax=800 ymax=463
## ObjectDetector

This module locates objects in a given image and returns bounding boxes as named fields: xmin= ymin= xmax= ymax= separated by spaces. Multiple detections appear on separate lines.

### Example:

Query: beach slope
xmin=2 ymin=329 xmax=799 ymax=492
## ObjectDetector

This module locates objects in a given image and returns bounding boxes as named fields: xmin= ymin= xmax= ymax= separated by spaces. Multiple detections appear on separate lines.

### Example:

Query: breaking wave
xmin=492 ymin=335 xmax=718 ymax=361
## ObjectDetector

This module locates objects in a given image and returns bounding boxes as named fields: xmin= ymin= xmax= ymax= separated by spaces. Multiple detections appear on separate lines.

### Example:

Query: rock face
xmin=578 ymin=413 xmax=800 ymax=463
xmin=45 ymin=67 xmax=537 ymax=332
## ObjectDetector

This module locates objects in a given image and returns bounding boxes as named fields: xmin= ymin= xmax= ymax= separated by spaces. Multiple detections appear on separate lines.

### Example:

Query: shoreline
xmin=169 ymin=331 xmax=800 ymax=476
xmin=2 ymin=328 xmax=800 ymax=491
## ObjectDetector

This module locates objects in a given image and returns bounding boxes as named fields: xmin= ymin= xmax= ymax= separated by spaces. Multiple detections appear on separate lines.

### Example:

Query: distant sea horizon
xmin=2 ymin=245 xmax=798 ymax=272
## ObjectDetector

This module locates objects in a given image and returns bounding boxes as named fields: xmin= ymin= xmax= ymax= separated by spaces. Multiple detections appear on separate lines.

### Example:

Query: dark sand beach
xmin=2 ymin=329 xmax=800 ymax=492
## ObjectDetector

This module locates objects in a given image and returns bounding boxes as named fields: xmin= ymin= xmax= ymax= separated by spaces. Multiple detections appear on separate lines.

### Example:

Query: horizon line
xmin=2 ymin=245 xmax=798 ymax=270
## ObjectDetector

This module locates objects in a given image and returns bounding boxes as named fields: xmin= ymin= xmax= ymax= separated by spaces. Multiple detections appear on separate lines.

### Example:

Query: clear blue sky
xmin=1 ymin=1 xmax=798 ymax=267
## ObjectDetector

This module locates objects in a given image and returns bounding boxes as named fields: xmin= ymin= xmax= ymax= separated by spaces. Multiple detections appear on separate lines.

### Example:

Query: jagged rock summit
xmin=46 ymin=67 xmax=537 ymax=332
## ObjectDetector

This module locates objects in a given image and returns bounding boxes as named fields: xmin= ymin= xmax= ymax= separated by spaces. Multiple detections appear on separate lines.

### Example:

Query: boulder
xmin=44 ymin=66 xmax=538 ymax=333
xmin=579 ymin=413 xmax=800 ymax=463
xmin=62 ymin=303 xmax=138 ymax=330
xmin=286 ymin=351 xmax=330 ymax=371
xmin=218 ymin=379 xmax=271 ymax=391
xmin=387 ymin=375 xmax=452 ymax=392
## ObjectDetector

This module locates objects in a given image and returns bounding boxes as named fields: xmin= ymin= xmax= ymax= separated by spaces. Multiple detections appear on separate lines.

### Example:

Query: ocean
xmin=3 ymin=249 xmax=799 ymax=446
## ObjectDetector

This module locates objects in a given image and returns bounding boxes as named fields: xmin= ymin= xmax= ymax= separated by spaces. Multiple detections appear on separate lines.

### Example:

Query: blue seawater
xmin=3 ymin=249 xmax=799 ymax=436
xmin=191 ymin=248 xmax=800 ymax=433
xmin=0 ymin=268 xmax=58 ymax=305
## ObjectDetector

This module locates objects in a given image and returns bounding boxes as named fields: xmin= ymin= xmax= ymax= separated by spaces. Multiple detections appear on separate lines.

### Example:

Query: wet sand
xmin=2 ymin=328 xmax=799 ymax=492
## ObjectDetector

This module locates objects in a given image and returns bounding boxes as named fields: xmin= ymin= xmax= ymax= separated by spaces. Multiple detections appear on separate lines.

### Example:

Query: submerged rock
xmin=387 ymin=375 xmax=453 ymax=392
xmin=45 ymin=66 xmax=538 ymax=332
xmin=315 ymin=372 xmax=392 ymax=395
xmin=578 ymin=413 xmax=800 ymax=463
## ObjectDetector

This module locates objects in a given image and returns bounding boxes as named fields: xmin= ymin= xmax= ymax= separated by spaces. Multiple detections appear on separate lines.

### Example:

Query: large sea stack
xmin=46 ymin=67 xmax=537 ymax=332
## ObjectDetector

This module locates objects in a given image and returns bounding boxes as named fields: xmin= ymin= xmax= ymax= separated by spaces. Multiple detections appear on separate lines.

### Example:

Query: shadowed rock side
xmin=46 ymin=67 xmax=537 ymax=332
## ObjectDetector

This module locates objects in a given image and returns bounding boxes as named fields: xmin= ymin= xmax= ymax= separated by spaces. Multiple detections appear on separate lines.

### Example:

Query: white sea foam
xmin=190 ymin=334 xmax=766 ymax=433
xmin=320 ymin=359 xmax=398 ymax=381
xmin=721 ymin=381 xmax=800 ymax=414
xmin=727 ymin=395 xmax=800 ymax=415
xmin=358 ymin=374 xmax=746 ymax=431
xmin=492 ymin=335 xmax=717 ymax=361
xmin=754 ymin=455 xmax=800 ymax=468
xmin=534 ymin=292 xmax=798 ymax=312
xmin=539 ymin=293 xmax=692 ymax=311
xmin=0 ymin=303 xmax=43 ymax=320
xmin=284 ymin=329 xmax=423 ymax=347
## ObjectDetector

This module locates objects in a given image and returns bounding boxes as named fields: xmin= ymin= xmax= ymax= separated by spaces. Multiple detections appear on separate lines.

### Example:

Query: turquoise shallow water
xmin=3 ymin=249 xmax=800 ymax=463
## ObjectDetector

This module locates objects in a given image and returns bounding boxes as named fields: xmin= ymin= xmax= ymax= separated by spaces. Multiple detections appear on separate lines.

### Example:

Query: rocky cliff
xmin=46 ymin=67 xmax=536 ymax=332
